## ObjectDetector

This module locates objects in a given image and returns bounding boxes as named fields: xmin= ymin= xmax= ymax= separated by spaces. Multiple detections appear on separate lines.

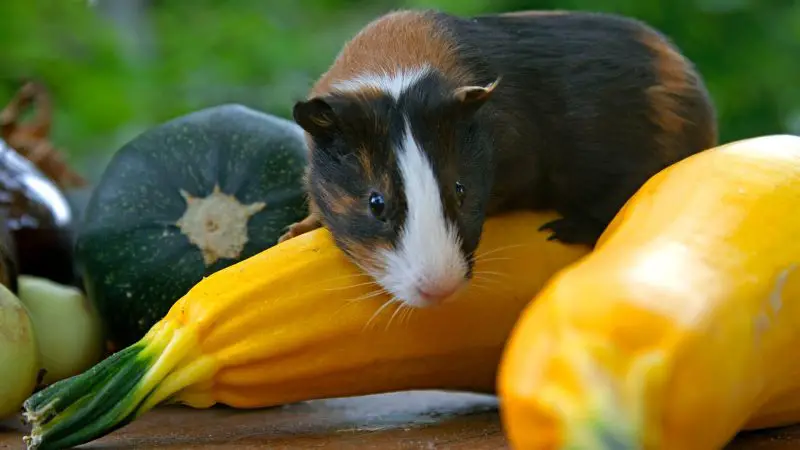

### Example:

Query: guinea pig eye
xmin=368 ymin=191 xmax=387 ymax=220
xmin=455 ymin=181 xmax=466 ymax=206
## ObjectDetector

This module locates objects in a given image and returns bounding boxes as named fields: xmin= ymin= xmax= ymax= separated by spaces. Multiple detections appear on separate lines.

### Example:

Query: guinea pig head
xmin=292 ymin=75 xmax=498 ymax=307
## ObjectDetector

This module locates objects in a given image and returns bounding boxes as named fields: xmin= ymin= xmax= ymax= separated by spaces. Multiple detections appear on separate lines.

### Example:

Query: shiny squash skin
xmin=498 ymin=134 xmax=800 ymax=450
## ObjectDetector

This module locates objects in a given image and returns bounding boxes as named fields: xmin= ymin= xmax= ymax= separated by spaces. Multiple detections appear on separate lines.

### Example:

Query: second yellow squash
xmin=499 ymin=134 xmax=800 ymax=450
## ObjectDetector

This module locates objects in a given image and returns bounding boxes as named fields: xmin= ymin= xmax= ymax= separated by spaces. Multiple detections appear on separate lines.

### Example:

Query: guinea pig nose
xmin=417 ymin=283 xmax=460 ymax=303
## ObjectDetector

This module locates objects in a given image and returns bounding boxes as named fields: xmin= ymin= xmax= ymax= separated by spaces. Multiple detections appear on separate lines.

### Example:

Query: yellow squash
xmin=498 ymin=134 xmax=800 ymax=450
xmin=22 ymin=210 xmax=589 ymax=450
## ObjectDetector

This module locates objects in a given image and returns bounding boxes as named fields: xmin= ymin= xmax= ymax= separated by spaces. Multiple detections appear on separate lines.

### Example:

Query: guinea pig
xmin=280 ymin=9 xmax=718 ymax=308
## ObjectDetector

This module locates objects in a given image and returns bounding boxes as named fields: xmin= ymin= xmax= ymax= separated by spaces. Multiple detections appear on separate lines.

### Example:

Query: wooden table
xmin=1 ymin=391 xmax=798 ymax=449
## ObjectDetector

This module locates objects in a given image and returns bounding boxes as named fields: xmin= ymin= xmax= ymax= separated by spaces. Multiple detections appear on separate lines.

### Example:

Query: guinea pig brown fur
xmin=282 ymin=9 xmax=718 ymax=308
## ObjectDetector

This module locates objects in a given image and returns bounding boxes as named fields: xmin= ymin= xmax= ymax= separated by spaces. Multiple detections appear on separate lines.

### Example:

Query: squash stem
xmin=21 ymin=319 xmax=214 ymax=450
xmin=540 ymin=332 xmax=664 ymax=450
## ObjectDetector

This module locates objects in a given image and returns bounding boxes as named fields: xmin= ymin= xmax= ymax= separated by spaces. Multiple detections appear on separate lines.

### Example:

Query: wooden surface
xmin=1 ymin=391 xmax=799 ymax=449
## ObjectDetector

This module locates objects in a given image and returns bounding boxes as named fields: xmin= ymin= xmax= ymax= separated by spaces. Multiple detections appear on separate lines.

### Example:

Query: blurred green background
xmin=2 ymin=0 xmax=799 ymax=182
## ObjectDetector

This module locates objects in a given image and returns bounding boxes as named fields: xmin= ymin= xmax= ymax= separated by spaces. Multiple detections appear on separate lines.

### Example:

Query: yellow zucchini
xmin=498 ymin=134 xmax=800 ymax=450
xmin=22 ymin=210 xmax=589 ymax=450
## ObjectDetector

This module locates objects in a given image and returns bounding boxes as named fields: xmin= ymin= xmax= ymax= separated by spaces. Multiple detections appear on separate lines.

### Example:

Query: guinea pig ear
xmin=293 ymin=96 xmax=340 ymax=139
xmin=452 ymin=76 xmax=501 ymax=110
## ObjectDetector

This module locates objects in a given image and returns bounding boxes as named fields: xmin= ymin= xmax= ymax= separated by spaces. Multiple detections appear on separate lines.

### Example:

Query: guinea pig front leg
xmin=540 ymin=172 xmax=653 ymax=247
xmin=278 ymin=214 xmax=322 ymax=243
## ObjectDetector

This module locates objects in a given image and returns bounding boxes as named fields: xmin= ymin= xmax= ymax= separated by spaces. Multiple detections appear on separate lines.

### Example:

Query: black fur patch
xmin=427 ymin=10 xmax=717 ymax=245
xmin=303 ymin=92 xmax=407 ymax=255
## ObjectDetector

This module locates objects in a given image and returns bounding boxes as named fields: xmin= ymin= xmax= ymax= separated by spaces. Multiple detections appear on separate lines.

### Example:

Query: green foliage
xmin=1 ymin=0 xmax=798 ymax=180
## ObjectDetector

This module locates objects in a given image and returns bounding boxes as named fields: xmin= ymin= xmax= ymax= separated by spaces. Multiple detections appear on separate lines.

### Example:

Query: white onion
xmin=17 ymin=276 xmax=104 ymax=385
xmin=0 ymin=283 xmax=39 ymax=419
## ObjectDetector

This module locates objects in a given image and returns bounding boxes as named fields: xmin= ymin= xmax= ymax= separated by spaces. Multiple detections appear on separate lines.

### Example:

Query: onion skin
xmin=17 ymin=275 xmax=105 ymax=385
xmin=0 ymin=282 xmax=39 ymax=419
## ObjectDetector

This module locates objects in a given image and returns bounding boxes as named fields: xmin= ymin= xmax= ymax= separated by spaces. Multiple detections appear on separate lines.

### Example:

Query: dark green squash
xmin=76 ymin=104 xmax=310 ymax=348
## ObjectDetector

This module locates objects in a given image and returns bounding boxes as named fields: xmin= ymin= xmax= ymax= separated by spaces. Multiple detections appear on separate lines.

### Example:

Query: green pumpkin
xmin=77 ymin=104 xmax=309 ymax=348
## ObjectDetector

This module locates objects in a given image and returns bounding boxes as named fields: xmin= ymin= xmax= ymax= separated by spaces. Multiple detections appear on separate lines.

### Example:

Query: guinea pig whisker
xmin=472 ymin=270 xmax=511 ymax=279
xmin=473 ymin=243 xmax=527 ymax=260
xmin=323 ymin=279 xmax=382 ymax=292
xmin=471 ymin=256 xmax=513 ymax=264
xmin=386 ymin=301 xmax=407 ymax=331
xmin=472 ymin=275 xmax=516 ymax=295
xmin=363 ymin=296 xmax=400 ymax=331
xmin=333 ymin=288 xmax=389 ymax=319
xmin=468 ymin=281 xmax=491 ymax=293
xmin=470 ymin=274 xmax=503 ymax=285
xmin=347 ymin=288 xmax=390 ymax=304
xmin=311 ymin=272 xmax=375 ymax=290
xmin=469 ymin=277 xmax=493 ymax=287
xmin=472 ymin=277 xmax=502 ymax=287
xmin=323 ymin=272 xmax=376 ymax=282
xmin=400 ymin=305 xmax=415 ymax=326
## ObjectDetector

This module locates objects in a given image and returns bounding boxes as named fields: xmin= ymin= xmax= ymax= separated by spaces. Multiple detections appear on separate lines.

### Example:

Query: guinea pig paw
xmin=538 ymin=217 xmax=601 ymax=246
xmin=278 ymin=216 xmax=322 ymax=243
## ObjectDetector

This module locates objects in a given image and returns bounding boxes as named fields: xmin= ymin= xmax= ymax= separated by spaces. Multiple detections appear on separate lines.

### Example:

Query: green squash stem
xmin=22 ymin=320 xmax=214 ymax=450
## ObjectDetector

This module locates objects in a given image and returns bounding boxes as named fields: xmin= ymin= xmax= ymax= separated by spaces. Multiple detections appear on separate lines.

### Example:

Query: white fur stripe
xmin=331 ymin=65 xmax=431 ymax=99
xmin=375 ymin=117 xmax=468 ymax=307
